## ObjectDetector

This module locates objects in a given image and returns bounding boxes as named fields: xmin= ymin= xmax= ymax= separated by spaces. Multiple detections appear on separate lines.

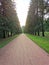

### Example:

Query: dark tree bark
xmin=8 ymin=31 xmax=9 ymax=37
xmin=38 ymin=30 xmax=40 ymax=36
xmin=41 ymin=19 xmax=45 ymax=36
xmin=11 ymin=32 xmax=12 ymax=36
xmin=3 ymin=30 xmax=6 ymax=38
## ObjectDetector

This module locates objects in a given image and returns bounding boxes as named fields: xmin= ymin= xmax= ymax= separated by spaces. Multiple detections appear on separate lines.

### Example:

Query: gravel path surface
xmin=0 ymin=34 xmax=49 ymax=65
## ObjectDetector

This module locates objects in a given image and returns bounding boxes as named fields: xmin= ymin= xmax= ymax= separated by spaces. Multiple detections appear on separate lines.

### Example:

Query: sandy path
xmin=0 ymin=34 xmax=49 ymax=65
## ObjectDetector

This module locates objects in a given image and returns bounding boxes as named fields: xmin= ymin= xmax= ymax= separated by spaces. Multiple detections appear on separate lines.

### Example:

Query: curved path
xmin=0 ymin=34 xmax=49 ymax=65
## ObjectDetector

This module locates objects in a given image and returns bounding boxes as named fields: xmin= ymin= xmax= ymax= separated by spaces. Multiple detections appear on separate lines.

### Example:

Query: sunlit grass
xmin=27 ymin=34 xmax=49 ymax=53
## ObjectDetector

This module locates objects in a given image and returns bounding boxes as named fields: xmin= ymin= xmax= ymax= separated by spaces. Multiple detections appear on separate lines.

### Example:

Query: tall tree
xmin=25 ymin=0 xmax=49 ymax=36
xmin=0 ymin=0 xmax=21 ymax=38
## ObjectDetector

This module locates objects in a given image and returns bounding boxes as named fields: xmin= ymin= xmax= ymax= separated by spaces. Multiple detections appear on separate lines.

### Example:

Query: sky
xmin=14 ymin=0 xmax=30 ymax=26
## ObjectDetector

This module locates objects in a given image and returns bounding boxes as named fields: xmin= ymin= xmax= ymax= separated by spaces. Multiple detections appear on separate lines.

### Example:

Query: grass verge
xmin=0 ymin=35 xmax=18 ymax=48
xmin=27 ymin=34 xmax=49 ymax=53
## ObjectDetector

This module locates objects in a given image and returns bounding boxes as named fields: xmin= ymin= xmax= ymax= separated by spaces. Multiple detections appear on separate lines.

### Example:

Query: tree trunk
xmin=8 ymin=32 xmax=9 ymax=37
xmin=38 ymin=30 xmax=40 ymax=36
xmin=41 ymin=0 xmax=45 ymax=37
xmin=11 ymin=32 xmax=12 ymax=36
xmin=35 ymin=31 xmax=36 ymax=35
xmin=41 ymin=21 xmax=45 ymax=36
xmin=41 ymin=10 xmax=45 ymax=36
xmin=3 ymin=30 xmax=6 ymax=38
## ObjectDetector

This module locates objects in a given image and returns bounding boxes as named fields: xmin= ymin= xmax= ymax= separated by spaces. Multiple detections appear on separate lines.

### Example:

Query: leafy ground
xmin=27 ymin=34 xmax=49 ymax=53
xmin=0 ymin=35 xmax=18 ymax=48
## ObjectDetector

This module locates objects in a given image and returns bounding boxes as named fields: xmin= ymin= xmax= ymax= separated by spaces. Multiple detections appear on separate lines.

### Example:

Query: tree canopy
xmin=25 ymin=0 xmax=49 ymax=36
xmin=0 ymin=0 xmax=21 ymax=38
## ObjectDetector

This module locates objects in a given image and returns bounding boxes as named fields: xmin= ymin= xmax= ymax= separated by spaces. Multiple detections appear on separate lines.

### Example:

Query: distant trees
xmin=25 ymin=0 xmax=49 ymax=36
xmin=0 ymin=0 xmax=21 ymax=38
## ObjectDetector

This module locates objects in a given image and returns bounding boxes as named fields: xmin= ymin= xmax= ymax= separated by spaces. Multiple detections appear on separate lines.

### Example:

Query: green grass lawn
xmin=0 ymin=35 xmax=18 ymax=48
xmin=27 ymin=34 xmax=49 ymax=53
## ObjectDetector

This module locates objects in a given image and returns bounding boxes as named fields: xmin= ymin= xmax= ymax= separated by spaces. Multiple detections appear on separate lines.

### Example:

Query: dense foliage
xmin=25 ymin=0 xmax=49 ymax=36
xmin=0 ymin=0 xmax=21 ymax=38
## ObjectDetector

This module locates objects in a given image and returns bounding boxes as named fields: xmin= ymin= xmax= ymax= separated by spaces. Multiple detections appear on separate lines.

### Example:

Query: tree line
xmin=25 ymin=0 xmax=49 ymax=36
xmin=0 ymin=0 xmax=21 ymax=38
